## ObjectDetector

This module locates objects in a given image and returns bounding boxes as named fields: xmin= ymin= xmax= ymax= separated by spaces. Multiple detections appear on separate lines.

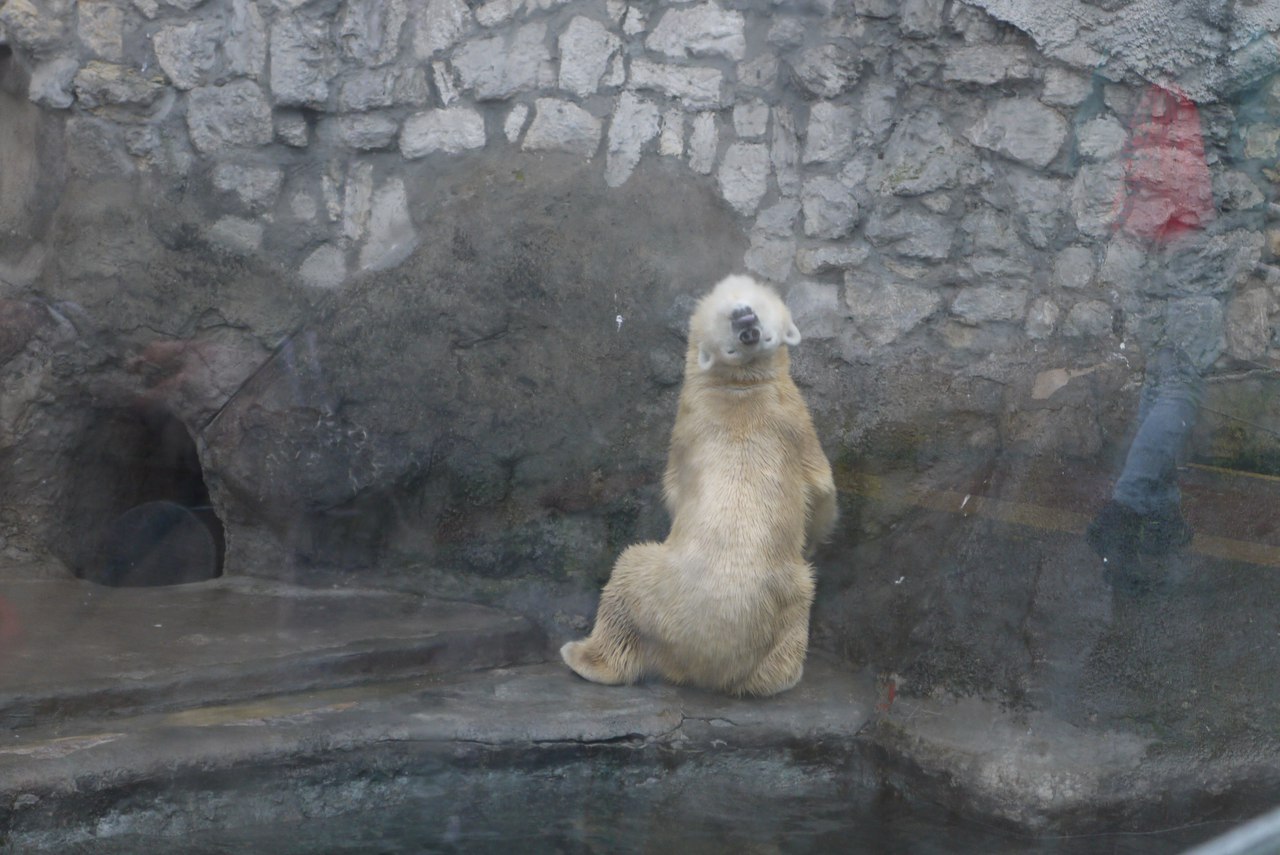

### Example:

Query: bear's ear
xmin=697 ymin=342 xmax=717 ymax=370
xmin=783 ymin=319 xmax=801 ymax=346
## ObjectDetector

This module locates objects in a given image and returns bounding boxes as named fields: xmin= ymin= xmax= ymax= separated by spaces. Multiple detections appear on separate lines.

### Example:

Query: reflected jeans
xmin=1112 ymin=348 xmax=1203 ymax=517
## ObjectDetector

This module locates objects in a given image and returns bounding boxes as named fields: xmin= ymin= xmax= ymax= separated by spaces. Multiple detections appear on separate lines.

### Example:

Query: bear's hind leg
xmin=735 ymin=606 xmax=810 ymax=697
xmin=560 ymin=636 xmax=639 ymax=686
xmin=560 ymin=563 xmax=651 ymax=686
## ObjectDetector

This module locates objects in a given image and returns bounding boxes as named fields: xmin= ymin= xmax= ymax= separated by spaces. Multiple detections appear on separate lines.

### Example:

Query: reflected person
xmin=1087 ymin=346 xmax=1202 ymax=586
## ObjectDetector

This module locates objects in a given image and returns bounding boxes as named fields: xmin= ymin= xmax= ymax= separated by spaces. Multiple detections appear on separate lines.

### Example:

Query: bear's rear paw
xmin=560 ymin=640 xmax=629 ymax=686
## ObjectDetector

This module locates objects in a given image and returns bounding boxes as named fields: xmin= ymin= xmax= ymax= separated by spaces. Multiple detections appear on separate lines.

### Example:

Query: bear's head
xmin=690 ymin=275 xmax=801 ymax=371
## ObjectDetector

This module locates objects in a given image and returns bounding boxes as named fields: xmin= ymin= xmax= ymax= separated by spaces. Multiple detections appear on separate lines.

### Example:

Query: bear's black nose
xmin=731 ymin=306 xmax=759 ymax=345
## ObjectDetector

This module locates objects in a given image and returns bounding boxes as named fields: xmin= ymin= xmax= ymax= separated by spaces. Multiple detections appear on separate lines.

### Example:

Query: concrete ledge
xmin=0 ymin=574 xmax=545 ymax=727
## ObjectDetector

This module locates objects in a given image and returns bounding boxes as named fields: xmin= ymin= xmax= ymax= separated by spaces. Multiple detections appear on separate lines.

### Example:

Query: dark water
xmin=47 ymin=755 xmax=1231 ymax=854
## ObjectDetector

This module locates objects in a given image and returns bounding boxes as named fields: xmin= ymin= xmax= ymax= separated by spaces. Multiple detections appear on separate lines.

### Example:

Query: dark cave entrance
xmin=67 ymin=403 xmax=225 ymax=587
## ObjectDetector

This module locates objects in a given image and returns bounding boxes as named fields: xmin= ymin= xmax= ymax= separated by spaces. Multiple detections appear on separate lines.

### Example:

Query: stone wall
xmin=1 ymin=0 xmax=1279 ymax=713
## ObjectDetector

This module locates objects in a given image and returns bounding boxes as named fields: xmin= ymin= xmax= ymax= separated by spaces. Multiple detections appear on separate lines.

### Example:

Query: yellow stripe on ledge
xmin=846 ymin=473 xmax=1280 ymax=568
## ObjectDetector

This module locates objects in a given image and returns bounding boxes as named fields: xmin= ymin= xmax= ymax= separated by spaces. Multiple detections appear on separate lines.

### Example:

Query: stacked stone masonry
xmin=1 ymin=0 xmax=1278 ymax=365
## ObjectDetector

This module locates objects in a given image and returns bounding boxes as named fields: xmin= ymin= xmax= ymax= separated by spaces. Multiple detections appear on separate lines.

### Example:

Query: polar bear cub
xmin=561 ymin=274 xmax=837 ymax=697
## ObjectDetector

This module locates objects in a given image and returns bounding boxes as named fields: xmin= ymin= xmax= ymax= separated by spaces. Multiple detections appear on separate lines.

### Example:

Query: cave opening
xmin=66 ymin=402 xmax=225 ymax=587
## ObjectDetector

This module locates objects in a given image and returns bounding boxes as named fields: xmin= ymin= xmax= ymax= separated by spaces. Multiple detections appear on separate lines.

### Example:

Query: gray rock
xmin=629 ymin=60 xmax=723 ymax=109
xmin=857 ymin=0 xmax=898 ymax=17
xmin=1225 ymin=288 xmax=1274 ymax=363
xmin=754 ymin=199 xmax=800 ymax=237
xmin=212 ymin=163 xmax=284 ymax=211
xmin=733 ymin=101 xmax=769 ymax=139
xmin=857 ymin=81 xmax=897 ymax=145
xmin=289 ymin=190 xmax=319 ymax=222
xmin=337 ymin=0 xmax=408 ymax=68
xmin=1062 ymin=300 xmax=1113 ymax=338
xmin=659 ymin=109 xmax=683 ymax=156
xmin=1076 ymin=116 xmax=1127 ymax=161
xmin=1155 ymin=230 xmax=1265 ymax=297
xmin=401 ymin=106 xmax=486 ymax=157
xmin=335 ymin=113 xmax=400 ymax=150
xmin=78 ymin=1 xmax=125 ymax=61
xmin=802 ymin=176 xmax=858 ymax=239
xmin=961 ymin=207 xmax=1025 ymax=259
xmin=186 ymin=80 xmax=273 ymax=153
xmin=341 ymin=162 xmax=374 ymax=243
xmin=767 ymin=17 xmax=806 ymax=50
xmin=522 ymin=98 xmax=601 ymax=158
xmin=646 ymin=3 xmax=745 ymax=61
xmin=503 ymin=104 xmax=530 ymax=143
xmin=1165 ymin=296 xmax=1226 ymax=370
xmin=738 ymin=54 xmax=779 ymax=91
xmin=359 ymin=178 xmax=419 ymax=272
xmin=942 ymin=45 xmax=1036 ymax=85
xmin=1041 ymin=66 xmax=1094 ymax=106
xmin=276 ymin=112 xmax=309 ymax=147
xmin=796 ymin=243 xmax=870 ymax=275
xmin=412 ymin=0 xmax=472 ymax=58
xmin=63 ymin=114 xmax=136 ymax=179
xmin=605 ymin=92 xmax=660 ymax=187
xmin=687 ymin=112 xmax=718 ymax=174
xmin=270 ymin=15 xmax=333 ymax=107
xmin=1097 ymin=239 xmax=1146 ymax=292
xmin=1052 ymin=246 xmax=1095 ymax=290
xmin=432 ymin=61 xmax=459 ymax=105
xmin=620 ymin=2 xmax=645 ymax=33
xmin=864 ymin=207 xmax=954 ymax=260
xmin=1010 ymin=173 xmax=1070 ymax=250
xmin=299 ymin=244 xmax=348 ymax=289
xmin=717 ymin=142 xmax=770 ymax=216
xmin=789 ymin=43 xmax=859 ymax=98
xmin=951 ymin=284 xmax=1028 ymax=325
xmin=1214 ymin=171 xmax=1264 ymax=211
xmin=965 ymin=98 xmax=1068 ymax=168
xmin=337 ymin=67 xmax=430 ymax=111
xmin=744 ymin=234 xmax=795 ymax=283
xmin=786 ymin=281 xmax=841 ymax=339
xmin=844 ymin=276 xmax=942 ymax=347
xmin=802 ymin=101 xmax=856 ymax=165
xmin=474 ymin=0 xmax=517 ymax=27
xmin=1070 ymin=160 xmax=1125 ymax=238
xmin=73 ymin=61 xmax=166 ymax=108
xmin=900 ymin=0 xmax=945 ymax=38
xmin=206 ymin=216 xmax=265 ymax=254
xmin=558 ymin=16 xmax=621 ymax=98
xmin=1025 ymin=297 xmax=1060 ymax=339
xmin=28 ymin=57 xmax=80 ymax=109
xmin=877 ymin=109 xmax=967 ymax=196
xmin=770 ymin=106 xmax=800 ymax=196
xmin=225 ymin=0 xmax=268 ymax=79
xmin=154 ymin=19 xmax=222 ymax=90
xmin=454 ymin=23 xmax=549 ymax=101
xmin=0 ymin=0 xmax=65 ymax=52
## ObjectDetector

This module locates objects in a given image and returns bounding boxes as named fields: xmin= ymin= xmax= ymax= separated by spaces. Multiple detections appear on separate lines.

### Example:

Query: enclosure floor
xmin=4 ymin=455 xmax=1280 ymax=851
xmin=0 ymin=572 xmax=543 ymax=729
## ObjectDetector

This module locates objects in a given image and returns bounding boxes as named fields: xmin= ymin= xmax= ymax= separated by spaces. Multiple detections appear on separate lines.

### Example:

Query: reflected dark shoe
xmin=1137 ymin=506 xmax=1193 ymax=555
xmin=1087 ymin=500 xmax=1141 ymax=565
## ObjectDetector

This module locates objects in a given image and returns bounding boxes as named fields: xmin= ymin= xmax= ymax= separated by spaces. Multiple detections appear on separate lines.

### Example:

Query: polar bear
xmin=561 ymin=274 xmax=837 ymax=697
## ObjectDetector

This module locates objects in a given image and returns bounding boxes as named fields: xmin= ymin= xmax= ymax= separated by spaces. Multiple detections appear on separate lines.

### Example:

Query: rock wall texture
xmin=1 ymin=0 xmax=1280 ymax=734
